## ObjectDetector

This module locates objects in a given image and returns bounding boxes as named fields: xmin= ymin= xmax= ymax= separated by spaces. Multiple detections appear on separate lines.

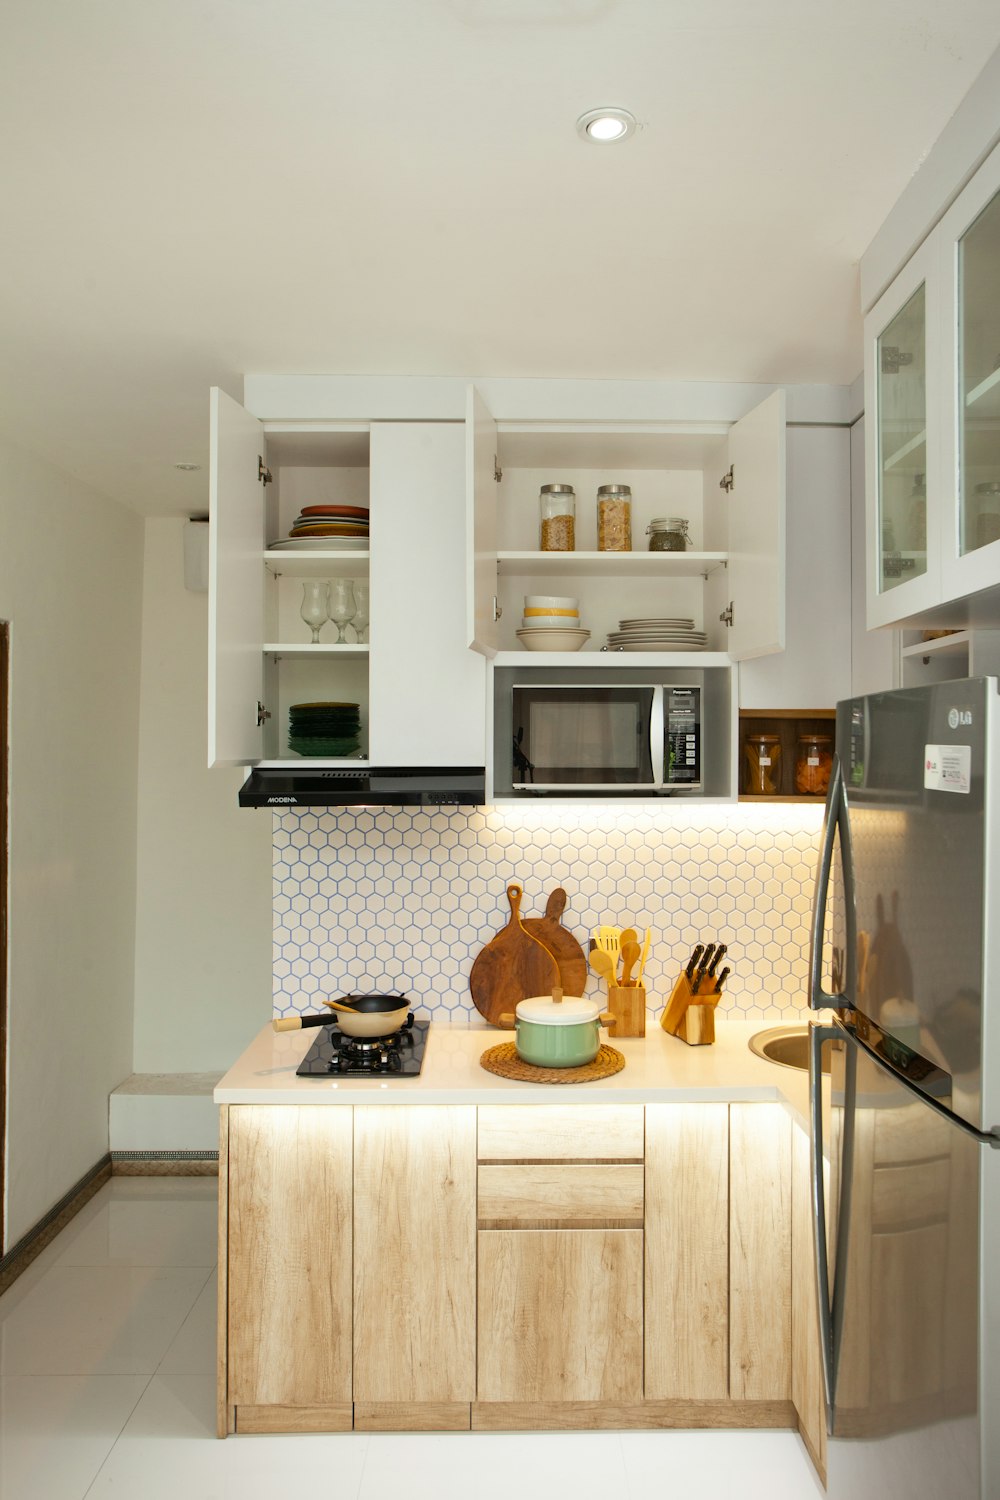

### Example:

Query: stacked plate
xmin=288 ymin=701 xmax=362 ymax=757
xmin=517 ymin=594 xmax=589 ymax=652
xmin=269 ymin=505 xmax=370 ymax=552
xmin=604 ymin=618 xmax=708 ymax=652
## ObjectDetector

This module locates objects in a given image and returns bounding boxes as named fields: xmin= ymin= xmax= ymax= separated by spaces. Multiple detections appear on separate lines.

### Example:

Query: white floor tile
xmin=51 ymin=1194 xmax=218 ymax=1268
xmin=619 ymin=1428 xmax=825 ymax=1500
xmin=0 ymin=1265 xmax=210 ymax=1376
xmin=357 ymin=1430 xmax=631 ymax=1500
xmin=86 ymin=1375 xmax=371 ymax=1497
xmin=158 ymin=1274 xmax=217 ymax=1375
xmin=0 ymin=1374 xmax=148 ymax=1500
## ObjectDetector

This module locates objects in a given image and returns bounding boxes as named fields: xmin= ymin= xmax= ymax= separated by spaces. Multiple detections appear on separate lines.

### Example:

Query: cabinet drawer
xmin=477 ymin=1105 xmax=644 ymax=1162
xmin=478 ymin=1163 xmax=644 ymax=1229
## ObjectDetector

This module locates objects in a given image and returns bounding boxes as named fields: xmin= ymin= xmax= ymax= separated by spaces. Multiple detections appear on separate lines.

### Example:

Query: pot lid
xmin=515 ymin=994 xmax=600 ymax=1026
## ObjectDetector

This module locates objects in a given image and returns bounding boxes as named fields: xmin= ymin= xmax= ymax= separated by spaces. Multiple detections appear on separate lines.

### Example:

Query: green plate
xmin=288 ymin=736 xmax=361 ymax=757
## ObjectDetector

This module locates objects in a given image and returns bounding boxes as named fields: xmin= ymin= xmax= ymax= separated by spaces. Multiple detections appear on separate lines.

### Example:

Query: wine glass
xmin=328 ymin=578 xmax=356 ymax=644
xmin=300 ymin=581 xmax=329 ymax=644
xmin=352 ymin=579 xmax=369 ymax=644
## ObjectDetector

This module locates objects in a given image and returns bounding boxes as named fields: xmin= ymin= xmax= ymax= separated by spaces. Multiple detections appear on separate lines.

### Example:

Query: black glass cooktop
xmin=296 ymin=1019 xmax=429 ymax=1078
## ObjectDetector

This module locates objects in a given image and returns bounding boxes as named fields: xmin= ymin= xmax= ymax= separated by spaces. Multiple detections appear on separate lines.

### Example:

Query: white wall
xmin=0 ymin=439 xmax=144 ymax=1249
xmin=131 ymin=518 xmax=271 ymax=1075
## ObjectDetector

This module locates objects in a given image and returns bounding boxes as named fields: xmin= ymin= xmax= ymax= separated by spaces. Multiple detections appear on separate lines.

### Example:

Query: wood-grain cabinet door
xmin=227 ymin=1105 xmax=353 ymax=1407
xmin=644 ymin=1102 xmax=729 ymax=1400
xmin=478 ymin=1228 xmax=644 ymax=1403
xmin=353 ymin=1105 xmax=477 ymax=1403
xmin=730 ymin=1103 xmax=792 ymax=1401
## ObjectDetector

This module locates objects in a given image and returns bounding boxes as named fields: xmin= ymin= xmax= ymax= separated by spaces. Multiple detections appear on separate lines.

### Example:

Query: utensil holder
xmin=608 ymin=983 xmax=646 ymax=1037
xmin=660 ymin=972 xmax=719 ymax=1046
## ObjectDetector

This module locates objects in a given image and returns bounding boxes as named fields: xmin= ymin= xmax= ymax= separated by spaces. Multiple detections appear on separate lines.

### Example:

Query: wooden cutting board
xmin=470 ymin=883 xmax=560 ymax=1028
xmin=522 ymin=887 xmax=588 ymax=998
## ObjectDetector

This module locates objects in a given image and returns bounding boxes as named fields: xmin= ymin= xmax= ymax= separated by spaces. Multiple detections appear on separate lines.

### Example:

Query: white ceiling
xmin=2 ymin=0 xmax=1000 ymax=517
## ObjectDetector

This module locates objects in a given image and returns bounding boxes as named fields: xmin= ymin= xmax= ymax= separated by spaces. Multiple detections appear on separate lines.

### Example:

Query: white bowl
xmin=521 ymin=614 xmax=582 ymax=629
xmin=524 ymin=594 xmax=578 ymax=610
xmin=516 ymin=627 xmax=590 ymax=652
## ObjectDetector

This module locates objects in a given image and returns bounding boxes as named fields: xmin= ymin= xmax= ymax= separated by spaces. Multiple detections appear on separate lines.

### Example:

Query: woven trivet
xmin=479 ymin=1041 xmax=626 ymax=1084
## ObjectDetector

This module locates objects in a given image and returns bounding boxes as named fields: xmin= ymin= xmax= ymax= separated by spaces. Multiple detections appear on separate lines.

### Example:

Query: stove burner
xmin=296 ymin=1014 xmax=428 ymax=1079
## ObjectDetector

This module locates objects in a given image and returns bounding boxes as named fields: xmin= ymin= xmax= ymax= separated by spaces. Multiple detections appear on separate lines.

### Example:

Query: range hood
xmin=238 ymin=765 xmax=486 ymax=809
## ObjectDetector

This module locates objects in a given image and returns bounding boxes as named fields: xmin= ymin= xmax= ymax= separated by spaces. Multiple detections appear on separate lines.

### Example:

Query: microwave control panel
xmin=665 ymin=687 xmax=701 ymax=786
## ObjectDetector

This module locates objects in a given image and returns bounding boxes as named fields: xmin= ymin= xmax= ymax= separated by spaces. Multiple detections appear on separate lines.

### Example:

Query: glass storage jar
xmin=795 ymin=733 xmax=832 ymax=797
xmin=597 ymin=484 xmax=632 ymax=551
xmin=646 ymin=516 xmax=690 ymax=552
xmin=539 ymin=483 xmax=576 ymax=551
xmin=742 ymin=732 xmax=782 ymax=796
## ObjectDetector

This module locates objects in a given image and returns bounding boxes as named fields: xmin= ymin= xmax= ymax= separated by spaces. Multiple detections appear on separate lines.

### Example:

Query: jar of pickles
xmin=597 ymin=484 xmax=632 ymax=551
xmin=539 ymin=483 xmax=576 ymax=551
xmin=646 ymin=516 xmax=689 ymax=552
xmin=742 ymin=732 xmax=782 ymax=795
xmin=795 ymin=733 xmax=832 ymax=796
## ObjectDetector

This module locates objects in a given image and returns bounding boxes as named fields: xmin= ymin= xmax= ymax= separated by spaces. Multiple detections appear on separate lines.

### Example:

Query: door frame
xmin=0 ymin=622 xmax=8 ymax=1251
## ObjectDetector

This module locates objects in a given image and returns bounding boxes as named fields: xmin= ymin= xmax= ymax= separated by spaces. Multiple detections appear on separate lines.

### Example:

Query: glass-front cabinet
xmin=866 ymin=138 xmax=1000 ymax=629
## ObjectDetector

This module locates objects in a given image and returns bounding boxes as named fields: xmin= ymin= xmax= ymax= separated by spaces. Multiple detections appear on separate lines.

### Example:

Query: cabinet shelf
xmin=900 ymin=630 xmax=971 ymax=659
xmin=263 ymin=550 xmax=370 ymax=578
xmin=881 ymin=429 xmax=927 ymax=473
xmin=493 ymin=650 xmax=732 ymax=668
xmin=966 ymin=365 xmax=1000 ymax=414
xmin=497 ymin=550 xmax=727 ymax=579
xmin=263 ymin=643 xmax=369 ymax=660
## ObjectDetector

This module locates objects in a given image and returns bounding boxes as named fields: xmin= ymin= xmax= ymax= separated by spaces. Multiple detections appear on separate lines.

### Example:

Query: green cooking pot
xmin=509 ymin=994 xmax=615 ymax=1068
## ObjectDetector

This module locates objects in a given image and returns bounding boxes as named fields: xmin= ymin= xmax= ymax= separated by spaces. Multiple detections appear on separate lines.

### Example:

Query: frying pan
xmin=273 ymin=993 xmax=411 ymax=1038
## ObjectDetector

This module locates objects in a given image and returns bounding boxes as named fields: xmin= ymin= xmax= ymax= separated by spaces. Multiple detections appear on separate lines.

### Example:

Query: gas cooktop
xmin=296 ymin=1016 xmax=429 ymax=1077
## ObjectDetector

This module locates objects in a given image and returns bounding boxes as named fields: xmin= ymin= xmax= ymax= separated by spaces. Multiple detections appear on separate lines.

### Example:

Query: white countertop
xmin=214 ymin=1017 xmax=817 ymax=1129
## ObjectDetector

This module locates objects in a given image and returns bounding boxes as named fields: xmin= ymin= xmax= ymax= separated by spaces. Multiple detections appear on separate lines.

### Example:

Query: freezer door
xmin=826 ymin=1037 xmax=982 ymax=1500
xmin=837 ymin=678 xmax=998 ymax=1133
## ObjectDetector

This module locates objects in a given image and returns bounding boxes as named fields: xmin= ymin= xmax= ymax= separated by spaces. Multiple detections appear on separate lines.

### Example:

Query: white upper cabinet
xmin=467 ymin=385 xmax=787 ymax=666
xmin=209 ymin=387 xmax=267 ymax=766
xmin=865 ymin=138 xmax=1000 ymax=630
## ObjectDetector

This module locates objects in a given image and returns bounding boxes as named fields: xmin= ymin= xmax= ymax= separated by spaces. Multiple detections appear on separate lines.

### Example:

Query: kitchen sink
xmin=748 ymin=1025 xmax=831 ymax=1073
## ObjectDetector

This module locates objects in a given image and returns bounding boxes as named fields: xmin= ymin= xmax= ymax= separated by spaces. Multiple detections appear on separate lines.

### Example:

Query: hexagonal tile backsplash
xmin=273 ymin=802 xmax=825 ymax=1024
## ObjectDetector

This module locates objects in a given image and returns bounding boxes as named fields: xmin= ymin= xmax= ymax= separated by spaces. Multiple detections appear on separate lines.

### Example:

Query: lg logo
xmin=948 ymin=708 xmax=973 ymax=728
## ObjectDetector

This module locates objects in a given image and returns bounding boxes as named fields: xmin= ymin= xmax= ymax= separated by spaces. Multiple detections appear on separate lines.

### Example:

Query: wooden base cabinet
xmin=219 ymin=1097 xmax=819 ymax=1460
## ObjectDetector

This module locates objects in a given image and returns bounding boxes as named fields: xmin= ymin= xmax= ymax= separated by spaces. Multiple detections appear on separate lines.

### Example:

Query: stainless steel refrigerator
xmin=809 ymin=678 xmax=1000 ymax=1500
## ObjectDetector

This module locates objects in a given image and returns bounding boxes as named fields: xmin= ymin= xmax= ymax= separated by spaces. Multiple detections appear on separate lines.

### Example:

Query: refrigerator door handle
xmin=809 ymin=752 xmax=856 ymax=1011
xmin=810 ymin=1021 xmax=857 ymax=1436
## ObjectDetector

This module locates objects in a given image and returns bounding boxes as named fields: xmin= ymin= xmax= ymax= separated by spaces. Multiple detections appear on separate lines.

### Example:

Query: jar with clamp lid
xmin=646 ymin=516 xmax=689 ymax=552
xmin=742 ymin=732 xmax=781 ymax=796
xmin=539 ymin=484 xmax=576 ymax=551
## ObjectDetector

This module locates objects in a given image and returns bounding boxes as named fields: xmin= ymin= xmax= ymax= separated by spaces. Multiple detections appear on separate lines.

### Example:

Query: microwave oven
xmin=509 ymin=682 xmax=702 ymax=794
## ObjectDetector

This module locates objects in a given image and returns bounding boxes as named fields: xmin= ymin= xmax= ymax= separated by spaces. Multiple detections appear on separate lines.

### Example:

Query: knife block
xmin=608 ymin=983 xmax=646 ymax=1037
xmin=660 ymin=972 xmax=719 ymax=1046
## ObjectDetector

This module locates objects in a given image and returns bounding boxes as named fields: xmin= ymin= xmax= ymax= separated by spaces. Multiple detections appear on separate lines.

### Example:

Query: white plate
xmin=604 ymin=638 xmax=706 ymax=652
xmin=268 ymin=537 xmax=370 ymax=551
xmin=608 ymin=631 xmax=707 ymax=642
xmin=521 ymin=616 xmax=581 ymax=629
xmin=617 ymin=619 xmax=694 ymax=629
xmin=524 ymin=594 xmax=578 ymax=609
xmin=516 ymin=628 xmax=590 ymax=652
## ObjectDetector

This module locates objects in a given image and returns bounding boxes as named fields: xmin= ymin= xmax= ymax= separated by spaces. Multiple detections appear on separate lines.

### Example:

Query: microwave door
xmin=511 ymin=686 xmax=657 ymax=790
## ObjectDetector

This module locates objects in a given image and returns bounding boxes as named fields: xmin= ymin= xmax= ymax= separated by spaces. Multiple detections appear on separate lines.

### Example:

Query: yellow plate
xmin=523 ymin=606 xmax=579 ymax=617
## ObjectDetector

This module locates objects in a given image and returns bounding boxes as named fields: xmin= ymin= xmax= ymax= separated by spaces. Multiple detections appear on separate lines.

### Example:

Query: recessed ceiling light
xmin=174 ymin=462 xmax=202 ymax=471
xmin=576 ymin=107 xmax=637 ymax=144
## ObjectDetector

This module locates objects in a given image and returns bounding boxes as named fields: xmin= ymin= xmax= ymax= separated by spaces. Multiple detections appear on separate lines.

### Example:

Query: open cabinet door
xmin=208 ymin=387 xmax=266 ymax=766
xmin=725 ymin=389 xmax=786 ymax=660
xmin=466 ymin=384 xmax=499 ymax=656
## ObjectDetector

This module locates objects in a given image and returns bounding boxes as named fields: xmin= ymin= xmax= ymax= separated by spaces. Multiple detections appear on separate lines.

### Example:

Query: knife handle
xmin=708 ymin=943 xmax=727 ymax=977
xmin=685 ymin=944 xmax=704 ymax=980
xmin=714 ymin=966 xmax=731 ymax=993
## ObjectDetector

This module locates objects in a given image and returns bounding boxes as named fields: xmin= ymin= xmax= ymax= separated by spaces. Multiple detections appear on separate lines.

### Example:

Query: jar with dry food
xmin=795 ymin=733 xmax=832 ymax=797
xmin=646 ymin=516 xmax=689 ymax=552
xmin=742 ymin=732 xmax=782 ymax=795
xmin=597 ymin=484 xmax=632 ymax=551
xmin=539 ymin=484 xmax=576 ymax=551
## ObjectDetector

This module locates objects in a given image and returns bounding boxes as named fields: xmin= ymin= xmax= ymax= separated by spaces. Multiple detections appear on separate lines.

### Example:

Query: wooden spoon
xmin=589 ymin=947 xmax=617 ymax=994
xmin=621 ymin=940 xmax=642 ymax=987
xmin=321 ymin=998 xmax=363 ymax=1014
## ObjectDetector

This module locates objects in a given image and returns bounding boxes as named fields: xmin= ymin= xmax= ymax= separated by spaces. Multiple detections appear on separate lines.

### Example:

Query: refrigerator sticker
xmin=924 ymin=744 xmax=971 ymax=794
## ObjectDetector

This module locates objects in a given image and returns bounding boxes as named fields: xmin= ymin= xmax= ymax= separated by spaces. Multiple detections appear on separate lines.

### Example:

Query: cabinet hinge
xmin=257 ymin=701 xmax=271 ymax=727
xmin=880 ymin=346 xmax=914 ymax=375
xmin=719 ymin=602 xmax=734 ymax=628
xmin=494 ymin=456 xmax=502 ymax=484
xmin=493 ymin=596 xmax=503 ymax=623
xmin=258 ymin=456 xmax=273 ymax=486
xmin=719 ymin=465 xmax=734 ymax=493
